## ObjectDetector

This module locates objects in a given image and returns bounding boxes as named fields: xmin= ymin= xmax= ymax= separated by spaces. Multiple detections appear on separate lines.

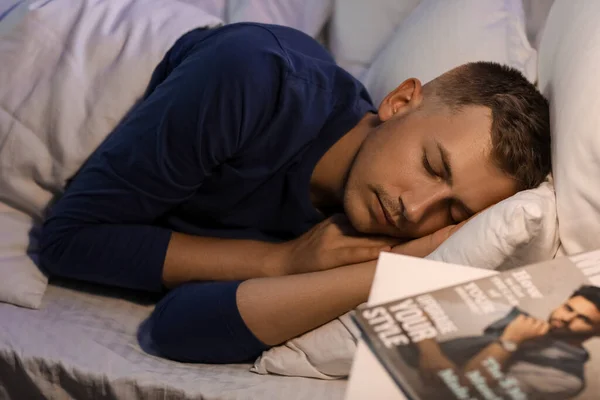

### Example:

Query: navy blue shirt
xmin=40 ymin=23 xmax=375 ymax=363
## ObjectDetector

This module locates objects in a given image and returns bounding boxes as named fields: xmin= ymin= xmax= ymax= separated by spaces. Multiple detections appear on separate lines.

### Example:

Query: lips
xmin=377 ymin=194 xmax=397 ymax=229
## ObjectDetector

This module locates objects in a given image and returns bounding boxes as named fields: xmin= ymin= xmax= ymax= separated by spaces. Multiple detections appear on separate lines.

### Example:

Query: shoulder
xmin=186 ymin=23 xmax=293 ymax=74
xmin=198 ymin=23 xmax=346 ymax=91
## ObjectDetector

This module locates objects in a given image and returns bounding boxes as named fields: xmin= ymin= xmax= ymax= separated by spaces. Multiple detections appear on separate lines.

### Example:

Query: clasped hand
xmin=272 ymin=214 xmax=466 ymax=276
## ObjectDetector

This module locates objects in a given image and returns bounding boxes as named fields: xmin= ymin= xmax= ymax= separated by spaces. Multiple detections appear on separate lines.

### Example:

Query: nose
xmin=400 ymin=182 xmax=451 ymax=223
xmin=562 ymin=314 xmax=576 ymax=324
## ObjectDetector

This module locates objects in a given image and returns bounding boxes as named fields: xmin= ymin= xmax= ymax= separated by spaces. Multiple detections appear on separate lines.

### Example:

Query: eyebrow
xmin=436 ymin=140 xmax=475 ymax=218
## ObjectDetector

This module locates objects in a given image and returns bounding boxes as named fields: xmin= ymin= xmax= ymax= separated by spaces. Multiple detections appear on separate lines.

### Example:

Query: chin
xmin=343 ymin=193 xmax=373 ymax=234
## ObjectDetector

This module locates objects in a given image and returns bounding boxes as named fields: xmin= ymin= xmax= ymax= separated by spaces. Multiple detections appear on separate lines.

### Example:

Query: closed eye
xmin=422 ymin=149 xmax=437 ymax=177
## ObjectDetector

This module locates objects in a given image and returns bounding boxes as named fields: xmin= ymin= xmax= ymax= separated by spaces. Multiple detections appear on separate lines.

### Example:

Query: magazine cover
xmin=353 ymin=251 xmax=600 ymax=400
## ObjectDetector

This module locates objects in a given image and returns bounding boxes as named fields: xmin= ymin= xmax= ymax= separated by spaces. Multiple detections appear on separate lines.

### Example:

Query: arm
xmin=462 ymin=314 xmax=550 ymax=378
xmin=40 ymin=29 xmax=285 ymax=291
xmin=416 ymin=314 xmax=550 ymax=391
xmin=150 ymin=260 xmax=377 ymax=363
xmin=150 ymin=229 xmax=461 ymax=363
xmin=237 ymin=225 xmax=469 ymax=345
xmin=236 ymin=260 xmax=375 ymax=345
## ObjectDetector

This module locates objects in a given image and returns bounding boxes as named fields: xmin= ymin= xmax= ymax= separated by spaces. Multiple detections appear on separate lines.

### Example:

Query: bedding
xmin=362 ymin=0 xmax=537 ymax=106
xmin=0 ymin=278 xmax=346 ymax=400
xmin=328 ymin=0 xmax=421 ymax=80
xmin=427 ymin=179 xmax=559 ymax=270
xmin=0 ymin=0 xmax=221 ymax=308
xmin=227 ymin=0 xmax=332 ymax=39
xmin=0 ymin=202 xmax=46 ymax=309
xmin=537 ymin=0 xmax=600 ymax=256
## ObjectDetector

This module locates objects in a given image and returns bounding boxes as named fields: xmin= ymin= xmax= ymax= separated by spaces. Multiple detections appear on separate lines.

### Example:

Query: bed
xmin=0 ymin=278 xmax=346 ymax=399
xmin=4 ymin=0 xmax=600 ymax=399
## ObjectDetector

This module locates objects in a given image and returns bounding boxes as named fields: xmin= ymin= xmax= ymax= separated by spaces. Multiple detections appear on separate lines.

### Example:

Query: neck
xmin=309 ymin=112 xmax=379 ymax=209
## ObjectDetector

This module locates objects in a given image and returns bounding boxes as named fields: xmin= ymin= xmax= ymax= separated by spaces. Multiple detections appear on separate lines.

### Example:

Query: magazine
xmin=353 ymin=250 xmax=600 ymax=400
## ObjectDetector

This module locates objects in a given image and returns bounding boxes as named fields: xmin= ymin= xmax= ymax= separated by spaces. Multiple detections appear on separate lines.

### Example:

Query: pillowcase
xmin=328 ymin=0 xmax=421 ymax=79
xmin=251 ymin=312 xmax=360 ymax=380
xmin=178 ymin=0 xmax=226 ymax=20
xmin=252 ymin=181 xmax=560 ymax=378
xmin=537 ymin=0 xmax=600 ymax=256
xmin=362 ymin=0 xmax=537 ymax=106
xmin=522 ymin=0 xmax=555 ymax=50
xmin=427 ymin=179 xmax=559 ymax=270
xmin=227 ymin=0 xmax=333 ymax=39
xmin=0 ymin=0 xmax=221 ymax=307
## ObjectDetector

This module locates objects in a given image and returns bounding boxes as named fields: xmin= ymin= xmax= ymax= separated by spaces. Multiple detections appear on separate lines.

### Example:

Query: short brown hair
xmin=425 ymin=62 xmax=551 ymax=191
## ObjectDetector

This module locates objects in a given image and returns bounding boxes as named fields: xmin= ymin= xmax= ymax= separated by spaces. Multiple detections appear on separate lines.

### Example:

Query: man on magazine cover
xmin=407 ymin=285 xmax=600 ymax=399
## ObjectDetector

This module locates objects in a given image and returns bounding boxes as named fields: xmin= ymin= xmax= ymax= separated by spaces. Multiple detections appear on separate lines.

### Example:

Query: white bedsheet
xmin=0 ymin=279 xmax=346 ymax=399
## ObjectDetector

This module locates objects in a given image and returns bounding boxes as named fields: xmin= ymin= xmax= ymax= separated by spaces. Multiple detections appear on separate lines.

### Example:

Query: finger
xmin=342 ymin=235 xmax=400 ymax=248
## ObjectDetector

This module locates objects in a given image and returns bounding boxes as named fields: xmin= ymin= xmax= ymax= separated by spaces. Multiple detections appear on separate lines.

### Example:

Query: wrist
xmin=417 ymin=338 xmax=445 ymax=356
xmin=499 ymin=334 xmax=522 ymax=348
xmin=263 ymin=241 xmax=291 ymax=277
xmin=352 ymin=261 xmax=377 ymax=304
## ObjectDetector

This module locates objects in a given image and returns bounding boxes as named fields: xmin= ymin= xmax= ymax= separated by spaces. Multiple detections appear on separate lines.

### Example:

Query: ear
xmin=378 ymin=78 xmax=423 ymax=122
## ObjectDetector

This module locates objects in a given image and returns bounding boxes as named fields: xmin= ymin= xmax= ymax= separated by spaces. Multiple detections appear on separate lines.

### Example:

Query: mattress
xmin=0 ymin=279 xmax=346 ymax=399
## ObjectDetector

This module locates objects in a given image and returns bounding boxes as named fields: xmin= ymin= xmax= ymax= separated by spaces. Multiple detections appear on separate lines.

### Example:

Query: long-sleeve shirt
xmin=40 ymin=23 xmax=375 ymax=363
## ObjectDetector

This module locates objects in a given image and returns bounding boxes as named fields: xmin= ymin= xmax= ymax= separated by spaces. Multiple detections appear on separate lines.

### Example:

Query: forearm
xmin=41 ymin=218 xmax=282 ymax=292
xmin=150 ymin=260 xmax=376 ymax=363
xmin=237 ymin=260 xmax=376 ymax=345
xmin=163 ymin=231 xmax=285 ymax=287
xmin=463 ymin=342 xmax=512 ymax=375
xmin=416 ymin=339 xmax=508 ymax=393
xmin=40 ymin=221 xmax=171 ymax=292
xmin=419 ymin=338 xmax=511 ymax=380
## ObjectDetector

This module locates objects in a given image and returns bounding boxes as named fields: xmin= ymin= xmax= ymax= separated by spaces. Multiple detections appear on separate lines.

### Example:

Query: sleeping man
xmin=39 ymin=23 xmax=551 ymax=364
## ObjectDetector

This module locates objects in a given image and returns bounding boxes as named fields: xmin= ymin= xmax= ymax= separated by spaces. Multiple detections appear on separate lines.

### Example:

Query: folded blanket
xmin=0 ymin=0 xmax=221 ymax=308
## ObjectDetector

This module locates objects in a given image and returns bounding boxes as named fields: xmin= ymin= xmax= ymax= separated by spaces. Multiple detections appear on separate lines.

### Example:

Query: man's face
xmin=343 ymin=86 xmax=517 ymax=239
xmin=549 ymin=296 xmax=600 ymax=336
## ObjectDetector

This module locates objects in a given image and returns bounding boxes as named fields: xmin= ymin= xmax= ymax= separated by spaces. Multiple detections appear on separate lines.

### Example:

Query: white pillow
xmin=537 ymin=0 xmax=600 ymax=256
xmin=328 ymin=0 xmax=421 ymax=79
xmin=252 ymin=181 xmax=559 ymax=379
xmin=0 ymin=0 xmax=221 ymax=307
xmin=522 ymin=0 xmax=554 ymax=50
xmin=362 ymin=0 xmax=537 ymax=106
xmin=227 ymin=0 xmax=333 ymax=39
xmin=427 ymin=179 xmax=559 ymax=270
xmin=178 ymin=0 xmax=226 ymax=20
xmin=252 ymin=312 xmax=360 ymax=380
